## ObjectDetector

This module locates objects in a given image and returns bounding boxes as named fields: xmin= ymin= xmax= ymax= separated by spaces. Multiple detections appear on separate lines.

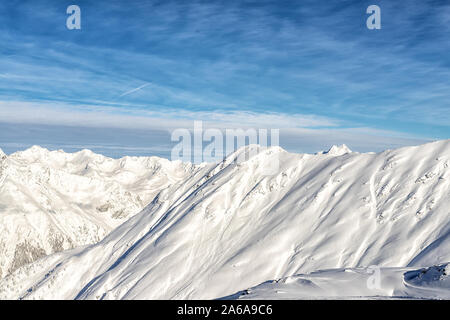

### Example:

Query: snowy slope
xmin=0 ymin=146 xmax=199 ymax=278
xmin=0 ymin=140 xmax=449 ymax=299
xmin=223 ymin=263 xmax=450 ymax=300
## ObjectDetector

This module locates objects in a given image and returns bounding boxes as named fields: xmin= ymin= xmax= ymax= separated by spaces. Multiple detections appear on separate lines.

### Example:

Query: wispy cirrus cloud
xmin=0 ymin=100 xmax=338 ymax=130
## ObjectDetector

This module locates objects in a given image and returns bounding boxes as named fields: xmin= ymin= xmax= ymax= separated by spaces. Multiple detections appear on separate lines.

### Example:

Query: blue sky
xmin=0 ymin=0 xmax=449 ymax=158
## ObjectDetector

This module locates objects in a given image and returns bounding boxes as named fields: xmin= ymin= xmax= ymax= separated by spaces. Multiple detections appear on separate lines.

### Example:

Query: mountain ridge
xmin=0 ymin=140 xmax=449 ymax=299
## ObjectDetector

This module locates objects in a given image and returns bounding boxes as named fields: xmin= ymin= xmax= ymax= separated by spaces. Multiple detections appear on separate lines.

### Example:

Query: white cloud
xmin=0 ymin=100 xmax=433 ymax=156
xmin=0 ymin=100 xmax=337 ymax=130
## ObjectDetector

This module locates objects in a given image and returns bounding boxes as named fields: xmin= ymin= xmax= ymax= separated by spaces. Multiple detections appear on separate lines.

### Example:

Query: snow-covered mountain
xmin=322 ymin=144 xmax=352 ymax=156
xmin=0 ymin=146 xmax=200 ymax=278
xmin=0 ymin=140 xmax=449 ymax=299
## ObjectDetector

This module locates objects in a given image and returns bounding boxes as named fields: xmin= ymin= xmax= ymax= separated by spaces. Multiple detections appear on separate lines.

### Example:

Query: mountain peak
xmin=26 ymin=145 xmax=48 ymax=153
xmin=325 ymin=144 xmax=352 ymax=156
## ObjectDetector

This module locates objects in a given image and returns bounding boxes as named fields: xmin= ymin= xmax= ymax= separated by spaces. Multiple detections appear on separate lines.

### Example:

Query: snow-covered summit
xmin=324 ymin=144 xmax=352 ymax=156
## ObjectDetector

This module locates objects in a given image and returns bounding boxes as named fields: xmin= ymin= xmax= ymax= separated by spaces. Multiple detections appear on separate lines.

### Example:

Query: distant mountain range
xmin=0 ymin=146 xmax=199 ymax=278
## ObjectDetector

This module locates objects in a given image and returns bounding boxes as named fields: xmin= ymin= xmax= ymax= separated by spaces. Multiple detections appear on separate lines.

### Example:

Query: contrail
xmin=119 ymin=83 xmax=150 ymax=97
